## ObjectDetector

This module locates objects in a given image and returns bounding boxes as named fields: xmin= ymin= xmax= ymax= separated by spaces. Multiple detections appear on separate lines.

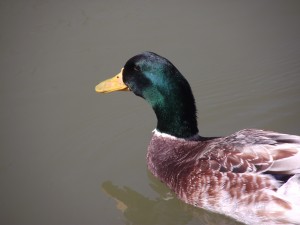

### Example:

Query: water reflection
xmin=102 ymin=172 xmax=243 ymax=225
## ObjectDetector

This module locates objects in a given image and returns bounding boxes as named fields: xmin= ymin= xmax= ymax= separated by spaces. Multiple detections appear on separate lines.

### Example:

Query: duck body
xmin=148 ymin=129 xmax=300 ymax=225
xmin=96 ymin=52 xmax=300 ymax=225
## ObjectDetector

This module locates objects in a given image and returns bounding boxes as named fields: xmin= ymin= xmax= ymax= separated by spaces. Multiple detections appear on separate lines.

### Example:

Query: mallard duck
xmin=95 ymin=52 xmax=300 ymax=225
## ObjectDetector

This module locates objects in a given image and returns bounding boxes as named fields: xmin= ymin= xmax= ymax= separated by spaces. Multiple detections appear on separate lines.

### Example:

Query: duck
xmin=95 ymin=52 xmax=300 ymax=225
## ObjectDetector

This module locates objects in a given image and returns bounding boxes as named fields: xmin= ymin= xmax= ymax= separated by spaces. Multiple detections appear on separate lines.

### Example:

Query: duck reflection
xmin=101 ymin=171 xmax=243 ymax=225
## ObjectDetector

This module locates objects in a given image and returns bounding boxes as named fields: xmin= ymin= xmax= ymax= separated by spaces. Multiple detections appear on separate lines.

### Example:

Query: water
xmin=1 ymin=1 xmax=300 ymax=224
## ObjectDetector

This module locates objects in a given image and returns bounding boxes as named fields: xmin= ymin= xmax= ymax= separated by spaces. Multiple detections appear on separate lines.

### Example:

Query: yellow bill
xmin=95 ymin=68 xmax=130 ymax=93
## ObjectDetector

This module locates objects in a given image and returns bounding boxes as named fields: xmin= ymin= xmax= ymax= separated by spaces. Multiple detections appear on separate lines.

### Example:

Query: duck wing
xmin=202 ymin=129 xmax=300 ymax=174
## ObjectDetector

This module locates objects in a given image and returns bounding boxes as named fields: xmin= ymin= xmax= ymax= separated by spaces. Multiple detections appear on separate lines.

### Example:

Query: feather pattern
xmin=147 ymin=129 xmax=300 ymax=225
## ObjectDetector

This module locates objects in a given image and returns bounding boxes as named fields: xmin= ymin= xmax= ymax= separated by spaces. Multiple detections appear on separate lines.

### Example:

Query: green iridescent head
xmin=96 ymin=52 xmax=198 ymax=138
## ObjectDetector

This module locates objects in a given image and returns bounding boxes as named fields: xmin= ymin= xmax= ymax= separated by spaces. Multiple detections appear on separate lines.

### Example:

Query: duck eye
xmin=133 ymin=65 xmax=140 ymax=72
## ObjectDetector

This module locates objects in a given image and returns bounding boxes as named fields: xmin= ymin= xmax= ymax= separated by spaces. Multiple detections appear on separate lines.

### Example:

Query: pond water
xmin=1 ymin=1 xmax=300 ymax=225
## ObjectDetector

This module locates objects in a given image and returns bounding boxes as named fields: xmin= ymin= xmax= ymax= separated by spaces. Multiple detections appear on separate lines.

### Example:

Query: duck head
xmin=95 ymin=52 xmax=198 ymax=138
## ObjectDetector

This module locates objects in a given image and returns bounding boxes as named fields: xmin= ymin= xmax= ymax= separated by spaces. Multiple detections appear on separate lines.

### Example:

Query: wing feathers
xmin=204 ymin=129 xmax=300 ymax=174
xmin=269 ymin=146 xmax=300 ymax=172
